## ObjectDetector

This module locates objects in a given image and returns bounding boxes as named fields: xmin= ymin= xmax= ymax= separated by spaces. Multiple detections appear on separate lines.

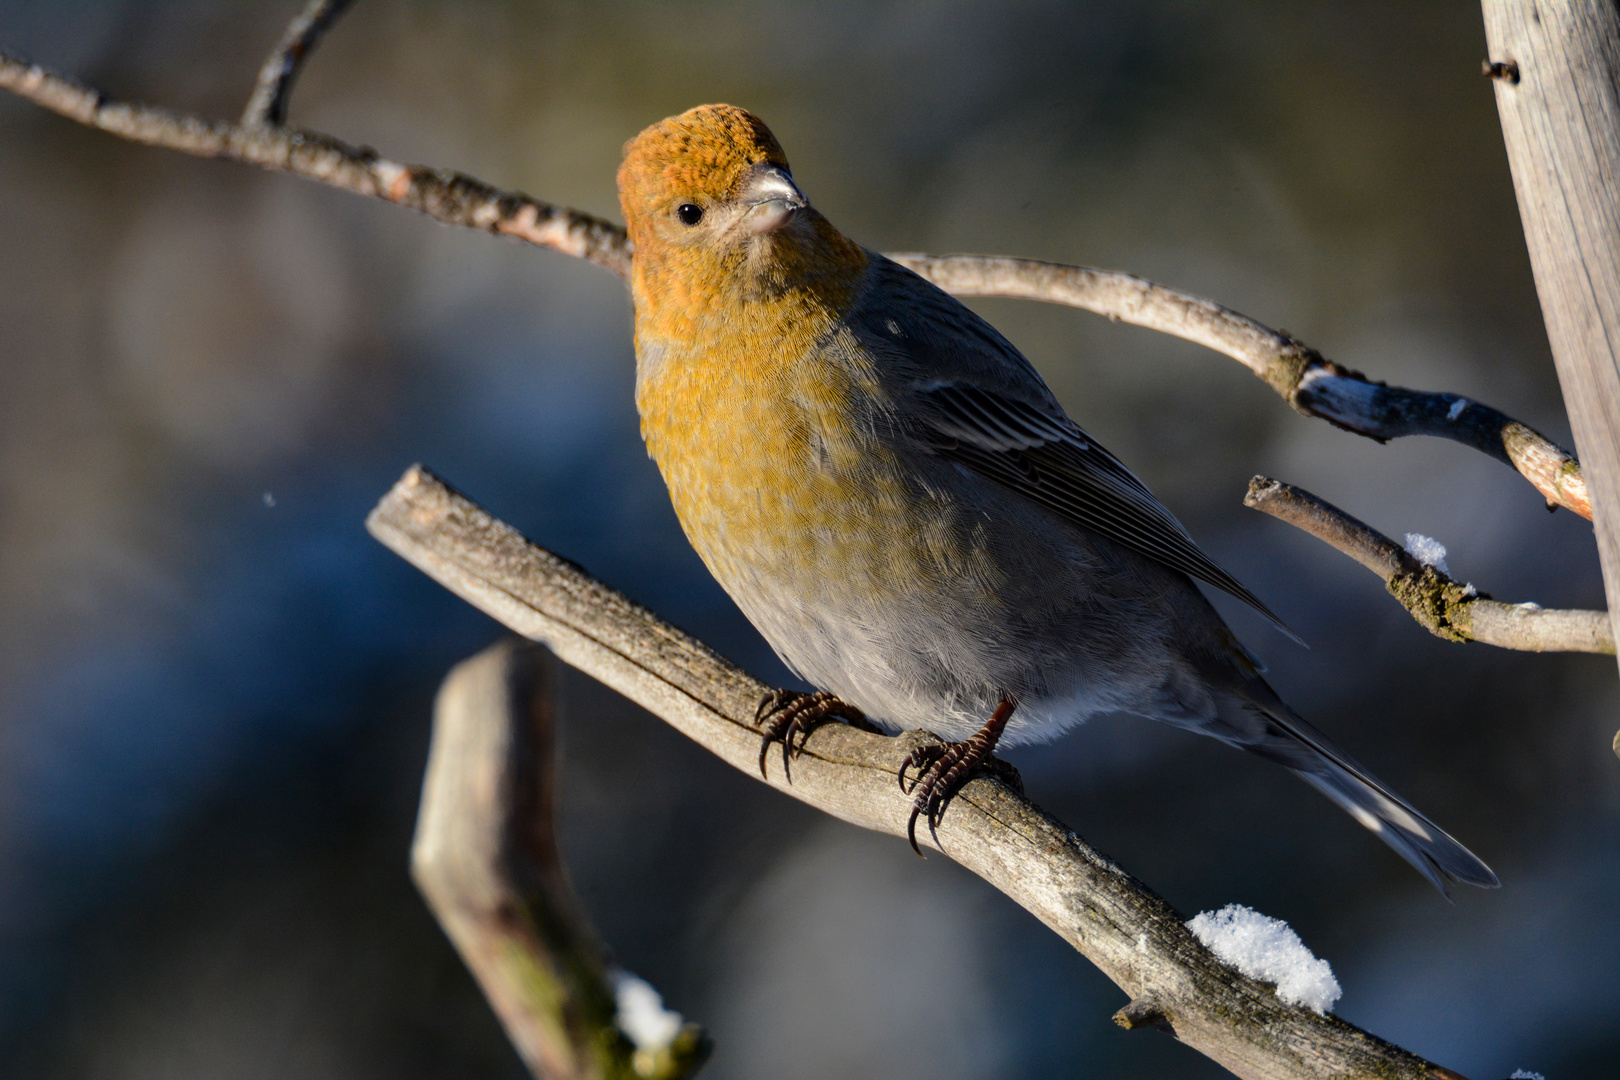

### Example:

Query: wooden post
xmin=1481 ymin=2 xmax=1620 ymax=681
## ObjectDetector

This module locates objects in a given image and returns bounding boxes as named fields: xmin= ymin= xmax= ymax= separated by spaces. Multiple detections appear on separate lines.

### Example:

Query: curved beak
xmin=741 ymin=163 xmax=806 ymax=235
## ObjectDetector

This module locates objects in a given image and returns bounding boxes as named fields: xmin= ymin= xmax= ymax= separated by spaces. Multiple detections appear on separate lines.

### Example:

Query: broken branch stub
xmin=414 ymin=639 xmax=708 ymax=1079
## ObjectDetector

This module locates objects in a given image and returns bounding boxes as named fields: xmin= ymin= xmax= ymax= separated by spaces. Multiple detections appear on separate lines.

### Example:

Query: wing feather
xmin=914 ymin=382 xmax=1300 ymax=643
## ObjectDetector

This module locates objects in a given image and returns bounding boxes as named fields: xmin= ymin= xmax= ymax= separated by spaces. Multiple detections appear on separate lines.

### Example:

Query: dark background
xmin=1 ymin=2 xmax=1615 ymax=1077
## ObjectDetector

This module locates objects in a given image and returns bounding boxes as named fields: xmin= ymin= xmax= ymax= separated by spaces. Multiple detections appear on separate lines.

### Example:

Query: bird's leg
xmin=753 ymin=689 xmax=874 ymax=781
xmin=897 ymin=696 xmax=1020 ymax=855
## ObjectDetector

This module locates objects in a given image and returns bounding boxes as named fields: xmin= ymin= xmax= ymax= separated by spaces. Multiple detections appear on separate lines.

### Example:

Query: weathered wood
xmin=1482 ymin=2 xmax=1620 ymax=673
xmin=370 ymin=464 xmax=1470 ymax=1080
xmin=414 ymin=639 xmax=707 ymax=1080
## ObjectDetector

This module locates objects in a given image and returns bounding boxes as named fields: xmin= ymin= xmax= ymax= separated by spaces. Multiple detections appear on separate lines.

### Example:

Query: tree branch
xmin=415 ymin=639 xmax=709 ymax=1079
xmin=889 ymin=254 xmax=1589 ymax=520
xmin=241 ymin=0 xmax=354 ymax=128
xmin=0 ymin=50 xmax=631 ymax=275
xmin=368 ymin=463 xmax=1472 ymax=1080
xmin=0 ymin=40 xmax=1590 ymax=518
xmin=1244 ymin=476 xmax=1612 ymax=654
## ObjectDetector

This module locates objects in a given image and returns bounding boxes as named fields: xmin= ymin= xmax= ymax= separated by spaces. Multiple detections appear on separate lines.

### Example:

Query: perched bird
xmin=617 ymin=103 xmax=1497 ymax=895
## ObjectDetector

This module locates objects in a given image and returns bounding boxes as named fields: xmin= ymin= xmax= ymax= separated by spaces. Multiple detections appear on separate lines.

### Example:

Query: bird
xmin=616 ymin=103 xmax=1498 ymax=896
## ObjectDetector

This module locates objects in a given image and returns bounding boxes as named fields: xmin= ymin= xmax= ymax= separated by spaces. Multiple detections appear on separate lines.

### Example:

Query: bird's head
xmin=617 ymin=104 xmax=865 ymax=316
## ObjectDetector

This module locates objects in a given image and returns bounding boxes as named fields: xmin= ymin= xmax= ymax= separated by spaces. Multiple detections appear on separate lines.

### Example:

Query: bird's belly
xmin=654 ymin=436 xmax=1154 ymax=743
xmin=638 ymin=352 xmax=1173 ymax=745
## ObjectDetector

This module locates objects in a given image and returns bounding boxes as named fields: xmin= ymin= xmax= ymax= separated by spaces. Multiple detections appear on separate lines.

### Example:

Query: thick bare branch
xmin=416 ymin=639 xmax=708 ymax=1080
xmin=1244 ymin=476 xmax=1613 ymax=654
xmin=1482 ymin=3 xmax=1620 ymax=665
xmin=0 ymin=50 xmax=632 ymax=276
xmin=889 ymin=254 xmax=1590 ymax=520
xmin=368 ymin=464 xmax=1471 ymax=1080
xmin=0 ymin=46 xmax=1587 ymax=518
xmin=241 ymin=0 xmax=355 ymax=128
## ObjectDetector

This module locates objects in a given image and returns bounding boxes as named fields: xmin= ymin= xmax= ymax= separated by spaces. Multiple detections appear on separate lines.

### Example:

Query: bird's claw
xmin=898 ymin=739 xmax=983 ymax=856
xmin=753 ymin=690 xmax=869 ymax=782
xmin=897 ymin=697 xmax=1020 ymax=855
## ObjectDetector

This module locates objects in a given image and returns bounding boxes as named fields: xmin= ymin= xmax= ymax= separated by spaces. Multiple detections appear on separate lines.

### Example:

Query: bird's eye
xmin=676 ymin=203 xmax=704 ymax=226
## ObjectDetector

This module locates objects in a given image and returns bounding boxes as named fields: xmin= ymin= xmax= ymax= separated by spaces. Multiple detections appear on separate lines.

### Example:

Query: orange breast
xmin=635 ymin=323 xmax=938 ymax=612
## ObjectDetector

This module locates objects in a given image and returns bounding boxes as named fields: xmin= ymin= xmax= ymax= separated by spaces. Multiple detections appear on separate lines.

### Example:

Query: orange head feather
xmin=618 ymin=104 xmax=790 ymax=231
xmin=617 ymin=104 xmax=866 ymax=334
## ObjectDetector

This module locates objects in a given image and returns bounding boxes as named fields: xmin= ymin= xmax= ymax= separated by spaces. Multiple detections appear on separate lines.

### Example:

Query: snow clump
xmin=1403 ymin=533 xmax=1450 ymax=574
xmin=612 ymin=970 xmax=683 ymax=1051
xmin=1187 ymin=904 xmax=1342 ymax=1014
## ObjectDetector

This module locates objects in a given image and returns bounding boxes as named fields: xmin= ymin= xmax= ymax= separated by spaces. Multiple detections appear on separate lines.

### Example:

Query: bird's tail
xmin=1292 ymin=751 xmax=1499 ymax=897
xmin=1222 ymin=699 xmax=1499 ymax=897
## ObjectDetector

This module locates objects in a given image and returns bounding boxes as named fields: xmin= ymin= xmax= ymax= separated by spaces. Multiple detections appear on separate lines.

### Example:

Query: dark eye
xmin=676 ymin=203 xmax=704 ymax=226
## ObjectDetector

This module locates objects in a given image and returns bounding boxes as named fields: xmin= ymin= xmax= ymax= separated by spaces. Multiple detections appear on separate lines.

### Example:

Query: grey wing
xmin=911 ymin=380 xmax=1301 ymax=643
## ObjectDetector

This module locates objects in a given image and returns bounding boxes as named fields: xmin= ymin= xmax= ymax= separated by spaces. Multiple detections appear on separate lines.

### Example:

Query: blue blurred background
xmin=0 ymin=2 xmax=1615 ymax=1077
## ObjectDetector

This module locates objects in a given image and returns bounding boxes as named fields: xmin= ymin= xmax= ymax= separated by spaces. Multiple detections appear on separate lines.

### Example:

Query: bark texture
xmin=1482 ymin=2 xmax=1620 ymax=667
xmin=370 ymin=464 xmax=1472 ymax=1080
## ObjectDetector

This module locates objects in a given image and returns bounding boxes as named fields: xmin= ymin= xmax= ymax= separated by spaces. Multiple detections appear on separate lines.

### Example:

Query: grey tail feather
xmin=1294 ymin=765 xmax=1499 ymax=898
xmin=1258 ymin=707 xmax=1499 ymax=897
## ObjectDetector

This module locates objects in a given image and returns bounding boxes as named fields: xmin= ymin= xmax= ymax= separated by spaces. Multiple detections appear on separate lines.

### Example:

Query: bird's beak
xmin=741 ymin=163 xmax=806 ymax=235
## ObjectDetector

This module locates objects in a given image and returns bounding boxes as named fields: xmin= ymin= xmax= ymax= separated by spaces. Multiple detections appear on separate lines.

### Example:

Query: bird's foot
xmin=897 ymin=696 xmax=1020 ymax=855
xmin=753 ymin=689 xmax=874 ymax=781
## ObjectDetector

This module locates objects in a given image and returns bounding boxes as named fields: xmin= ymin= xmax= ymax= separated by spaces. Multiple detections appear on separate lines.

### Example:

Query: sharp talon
xmin=754 ymin=689 xmax=867 ymax=785
xmin=906 ymin=803 xmax=925 ymax=856
xmin=894 ymin=698 xmax=1018 ymax=854
xmin=780 ymin=716 xmax=797 ymax=781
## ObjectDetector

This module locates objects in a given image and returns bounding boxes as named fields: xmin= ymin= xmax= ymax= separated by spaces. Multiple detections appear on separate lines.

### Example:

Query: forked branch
xmin=0 ymin=50 xmax=629 ymax=274
xmin=1245 ymin=476 xmax=1612 ymax=654
xmin=241 ymin=0 xmax=355 ymax=127
xmin=0 ymin=26 xmax=1590 ymax=517
xmin=368 ymin=463 xmax=1470 ymax=1080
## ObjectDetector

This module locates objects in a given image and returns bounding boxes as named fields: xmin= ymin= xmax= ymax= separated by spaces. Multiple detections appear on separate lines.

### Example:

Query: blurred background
xmin=1 ymin=2 xmax=1615 ymax=1077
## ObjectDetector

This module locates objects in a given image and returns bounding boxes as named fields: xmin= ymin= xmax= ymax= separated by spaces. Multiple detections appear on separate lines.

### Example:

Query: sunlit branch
xmin=1245 ymin=476 xmax=1612 ymax=654
xmin=0 ymin=47 xmax=1587 ymax=517
xmin=369 ymin=463 xmax=1473 ymax=1080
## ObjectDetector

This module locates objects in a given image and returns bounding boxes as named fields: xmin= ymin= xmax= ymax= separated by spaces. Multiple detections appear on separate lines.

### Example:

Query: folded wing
xmin=911 ymin=381 xmax=1301 ymax=643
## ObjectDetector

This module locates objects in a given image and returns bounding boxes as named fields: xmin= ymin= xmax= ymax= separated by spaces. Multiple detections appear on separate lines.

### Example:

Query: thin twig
xmin=890 ymin=254 xmax=1590 ymax=520
xmin=367 ymin=464 xmax=1472 ymax=1080
xmin=0 ymin=46 xmax=1586 ymax=517
xmin=241 ymin=0 xmax=355 ymax=128
xmin=415 ymin=639 xmax=708 ymax=1080
xmin=0 ymin=51 xmax=631 ymax=276
xmin=1244 ymin=476 xmax=1613 ymax=653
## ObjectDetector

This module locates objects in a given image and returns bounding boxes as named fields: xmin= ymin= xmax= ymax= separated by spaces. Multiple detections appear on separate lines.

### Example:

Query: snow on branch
xmin=1187 ymin=904 xmax=1342 ymax=1016
xmin=1245 ymin=476 xmax=1613 ymax=654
